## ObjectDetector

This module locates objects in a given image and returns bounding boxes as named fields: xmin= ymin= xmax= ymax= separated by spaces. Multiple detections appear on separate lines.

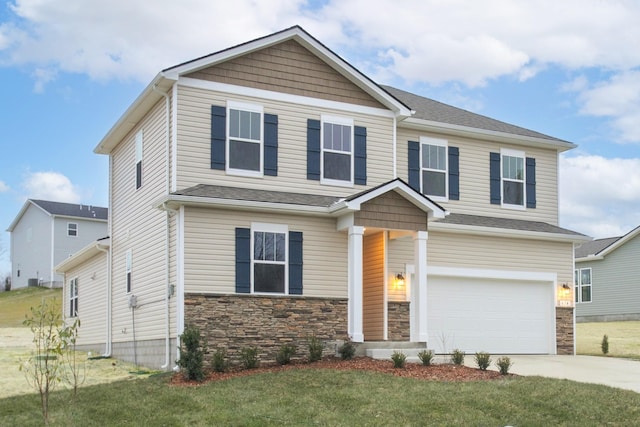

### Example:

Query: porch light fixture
xmin=395 ymin=273 xmax=405 ymax=289
xmin=557 ymin=283 xmax=572 ymax=307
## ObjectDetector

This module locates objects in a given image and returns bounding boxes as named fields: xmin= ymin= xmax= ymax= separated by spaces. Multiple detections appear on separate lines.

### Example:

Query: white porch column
xmin=413 ymin=231 xmax=429 ymax=342
xmin=348 ymin=226 xmax=365 ymax=342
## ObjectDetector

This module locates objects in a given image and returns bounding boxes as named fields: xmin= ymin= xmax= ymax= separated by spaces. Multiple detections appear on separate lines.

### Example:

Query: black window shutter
xmin=136 ymin=161 xmax=142 ymax=189
xmin=490 ymin=152 xmax=501 ymax=204
xmin=408 ymin=141 xmax=420 ymax=192
xmin=354 ymin=126 xmax=367 ymax=185
xmin=448 ymin=146 xmax=459 ymax=200
xmin=288 ymin=231 xmax=303 ymax=295
xmin=526 ymin=157 xmax=536 ymax=208
xmin=264 ymin=113 xmax=278 ymax=176
xmin=235 ymin=228 xmax=251 ymax=293
xmin=307 ymin=119 xmax=321 ymax=180
xmin=211 ymin=105 xmax=226 ymax=170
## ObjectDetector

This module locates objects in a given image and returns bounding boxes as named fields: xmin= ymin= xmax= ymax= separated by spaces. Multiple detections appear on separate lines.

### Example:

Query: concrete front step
xmin=357 ymin=342 xmax=429 ymax=359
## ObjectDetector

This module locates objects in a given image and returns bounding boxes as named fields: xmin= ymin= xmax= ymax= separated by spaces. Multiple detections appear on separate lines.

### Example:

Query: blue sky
xmin=2 ymin=0 xmax=640 ymax=276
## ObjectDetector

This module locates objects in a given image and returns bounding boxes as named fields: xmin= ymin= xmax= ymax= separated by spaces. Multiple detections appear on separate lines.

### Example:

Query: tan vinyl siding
xmin=388 ymin=234 xmax=414 ymax=301
xmin=185 ymin=39 xmax=384 ymax=108
xmin=428 ymin=232 xmax=573 ymax=284
xmin=63 ymin=252 xmax=108 ymax=347
xmin=397 ymin=128 xmax=559 ymax=225
xmin=576 ymin=235 xmax=640 ymax=318
xmin=175 ymin=84 xmax=394 ymax=196
xmin=363 ymin=232 xmax=385 ymax=341
xmin=110 ymin=97 xmax=171 ymax=343
xmin=183 ymin=207 xmax=347 ymax=298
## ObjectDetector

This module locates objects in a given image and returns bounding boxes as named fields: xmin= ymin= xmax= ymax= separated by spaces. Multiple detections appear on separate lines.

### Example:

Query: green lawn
xmin=577 ymin=320 xmax=640 ymax=359
xmin=0 ymin=287 xmax=61 ymax=327
xmin=1 ymin=369 xmax=639 ymax=426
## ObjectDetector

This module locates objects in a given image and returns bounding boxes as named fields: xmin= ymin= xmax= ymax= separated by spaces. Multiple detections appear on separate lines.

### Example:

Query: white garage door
xmin=427 ymin=276 xmax=555 ymax=354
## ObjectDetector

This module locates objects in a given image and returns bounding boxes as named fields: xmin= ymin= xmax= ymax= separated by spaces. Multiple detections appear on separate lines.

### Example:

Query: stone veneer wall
xmin=387 ymin=301 xmax=410 ymax=341
xmin=556 ymin=307 xmax=574 ymax=355
xmin=184 ymin=294 xmax=348 ymax=364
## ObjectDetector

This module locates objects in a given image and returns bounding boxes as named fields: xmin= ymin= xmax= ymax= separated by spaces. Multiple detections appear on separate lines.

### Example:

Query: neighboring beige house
xmin=7 ymin=199 xmax=108 ymax=289
xmin=57 ymin=26 xmax=588 ymax=369
xmin=574 ymin=226 xmax=640 ymax=322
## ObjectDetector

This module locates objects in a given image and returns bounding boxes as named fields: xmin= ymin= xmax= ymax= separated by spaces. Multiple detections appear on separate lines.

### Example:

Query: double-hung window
xmin=69 ymin=278 xmax=78 ymax=317
xmin=67 ymin=222 xmax=78 ymax=237
xmin=421 ymin=137 xmax=448 ymax=199
xmin=227 ymin=102 xmax=263 ymax=175
xmin=501 ymin=149 xmax=525 ymax=208
xmin=321 ymin=116 xmax=353 ymax=185
xmin=252 ymin=224 xmax=287 ymax=294
xmin=575 ymin=268 xmax=592 ymax=303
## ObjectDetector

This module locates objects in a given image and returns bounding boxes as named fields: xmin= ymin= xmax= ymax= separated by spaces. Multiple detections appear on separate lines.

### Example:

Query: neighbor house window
xmin=575 ymin=268 xmax=592 ymax=303
xmin=227 ymin=101 xmax=263 ymax=175
xmin=135 ymin=130 xmax=143 ymax=189
xmin=421 ymin=137 xmax=448 ymax=199
xmin=501 ymin=149 xmax=525 ymax=207
xmin=67 ymin=223 xmax=78 ymax=237
xmin=69 ymin=278 xmax=78 ymax=317
xmin=125 ymin=249 xmax=132 ymax=293
xmin=252 ymin=223 xmax=287 ymax=294
xmin=321 ymin=115 xmax=353 ymax=184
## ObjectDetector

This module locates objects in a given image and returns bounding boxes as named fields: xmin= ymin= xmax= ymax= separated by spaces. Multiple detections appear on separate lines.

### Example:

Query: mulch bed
xmin=170 ymin=356 xmax=513 ymax=387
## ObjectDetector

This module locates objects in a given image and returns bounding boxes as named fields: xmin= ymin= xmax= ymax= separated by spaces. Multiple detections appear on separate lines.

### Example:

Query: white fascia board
xmin=400 ymin=117 xmax=577 ymax=152
xmin=94 ymin=74 xmax=174 ymax=154
xmin=429 ymin=221 xmax=592 ymax=243
xmin=178 ymin=78 xmax=395 ymax=119
xmin=595 ymin=225 xmax=640 ymax=258
xmin=575 ymin=255 xmax=604 ymax=262
xmin=55 ymin=239 xmax=110 ymax=273
xmin=50 ymin=214 xmax=108 ymax=223
xmin=155 ymin=195 xmax=330 ymax=217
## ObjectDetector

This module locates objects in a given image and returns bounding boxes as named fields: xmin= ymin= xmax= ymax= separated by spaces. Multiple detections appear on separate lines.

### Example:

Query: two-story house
xmin=7 ymin=199 xmax=108 ymax=289
xmin=57 ymin=26 xmax=588 ymax=370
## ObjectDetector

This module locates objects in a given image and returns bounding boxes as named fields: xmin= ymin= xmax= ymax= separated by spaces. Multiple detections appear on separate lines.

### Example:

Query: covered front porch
xmin=331 ymin=179 xmax=447 ymax=345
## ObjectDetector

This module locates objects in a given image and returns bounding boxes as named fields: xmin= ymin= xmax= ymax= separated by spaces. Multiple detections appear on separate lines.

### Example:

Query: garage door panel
xmin=427 ymin=276 xmax=554 ymax=354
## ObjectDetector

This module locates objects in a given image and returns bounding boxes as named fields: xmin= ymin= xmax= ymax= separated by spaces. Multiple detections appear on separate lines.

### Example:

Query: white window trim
xmin=125 ymin=249 xmax=132 ymax=294
xmin=67 ymin=222 xmax=78 ymax=237
xmin=69 ymin=277 xmax=78 ymax=317
xmin=575 ymin=267 xmax=592 ymax=304
xmin=320 ymin=114 xmax=354 ymax=187
xmin=226 ymin=100 xmax=264 ymax=178
xmin=420 ymin=136 xmax=448 ymax=202
xmin=500 ymin=148 xmax=526 ymax=211
xmin=250 ymin=222 xmax=288 ymax=295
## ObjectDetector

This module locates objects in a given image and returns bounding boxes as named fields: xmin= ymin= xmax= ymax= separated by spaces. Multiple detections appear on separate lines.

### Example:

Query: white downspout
xmin=392 ymin=116 xmax=397 ymax=179
xmin=153 ymin=83 xmax=173 ymax=370
xmin=96 ymin=244 xmax=110 ymax=356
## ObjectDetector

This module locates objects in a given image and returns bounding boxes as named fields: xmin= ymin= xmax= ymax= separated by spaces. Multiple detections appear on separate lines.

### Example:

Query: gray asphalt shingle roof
xmin=382 ymin=85 xmax=572 ymax=145
xmin=575 ymin=236 xmax=621 ymax=258
xmin=31 ymin=199 xmax=108 ymax=220
xmin=435 ymin=213 xmax=587 ymax=237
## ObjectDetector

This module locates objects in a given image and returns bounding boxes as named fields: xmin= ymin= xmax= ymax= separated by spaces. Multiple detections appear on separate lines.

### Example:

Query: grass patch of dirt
xmin=577 ymin=320 xmax=640 ymax=359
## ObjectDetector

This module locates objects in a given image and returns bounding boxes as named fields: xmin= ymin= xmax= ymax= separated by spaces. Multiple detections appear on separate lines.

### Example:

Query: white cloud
xmin=22 ymin=171 xmax=81 ymax=203
xmin=559 ymin=155 xmax=640 ymax=238
xmin=0 ymin=181 xmax=8 ymax=192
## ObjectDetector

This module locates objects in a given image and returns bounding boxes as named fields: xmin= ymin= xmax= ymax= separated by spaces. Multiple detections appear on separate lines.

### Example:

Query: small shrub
xmin=474 ymin=352 xmax=492 ymax=371
xmin=276 ymin=344 xmax=296 ymax=365
xmin=451 ymin=349 xmax=465 ymax=365
xmin=307 ymin=335 xmax=324 ymax=362
xmin=391 ymin=351 xmax=406 ymax=368
xmin=240 ymin=347 xmax=259 ymax=369
xmin=496 ymin=356 xmax=513 ymax=375
xmin=211 ymin=349 xmax=228 ymax=373
xmin=338 ymin=338 xmax=356 ymax=360
xmin=417 ymin=349 xmax=435 ymax=366
xmin=176 ymin=324 xmax=206 ymax=382
xmin=601 ymin=334 xmax=609 ymax=355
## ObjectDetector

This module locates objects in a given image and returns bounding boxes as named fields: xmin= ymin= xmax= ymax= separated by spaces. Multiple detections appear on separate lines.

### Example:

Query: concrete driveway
xmin=468 ymin=355 xmax=640 ymax=393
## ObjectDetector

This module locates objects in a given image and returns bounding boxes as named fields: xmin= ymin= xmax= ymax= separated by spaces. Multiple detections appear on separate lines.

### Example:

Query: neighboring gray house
xmin=7 ymin=199 xmax=108 ymax=289
xmin=575 ymin=225 xmax=640 ymax=322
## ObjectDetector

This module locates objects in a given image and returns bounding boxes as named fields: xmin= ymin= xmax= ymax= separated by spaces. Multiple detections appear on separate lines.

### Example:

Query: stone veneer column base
xmin=387 ymin=301 xmax=410 ymax=341
xmin=556 ymin=307 xmax=574 ymax=355
xmin=184 ymin=294 xmax=348 ymax=364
